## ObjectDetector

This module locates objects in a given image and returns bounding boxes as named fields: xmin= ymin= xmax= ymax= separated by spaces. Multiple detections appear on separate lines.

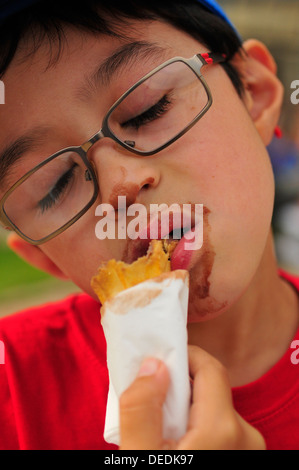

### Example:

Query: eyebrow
xmin=77 ymin=40 xmax=167 ymax=99
xmin=0 ymin=127 xmax=51 ymax=190
xmin=0 ymin=41 xmax=167 ymax=190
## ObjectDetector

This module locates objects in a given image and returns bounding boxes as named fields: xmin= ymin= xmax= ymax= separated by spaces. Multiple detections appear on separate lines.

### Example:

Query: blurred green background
xmin=0 ymin=237 xmax=49 ymax=290
xmin=1 ymin=0 xmax=299 ymax=318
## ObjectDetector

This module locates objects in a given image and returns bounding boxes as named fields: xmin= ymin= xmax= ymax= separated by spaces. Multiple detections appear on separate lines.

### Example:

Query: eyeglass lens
xmin=3 ymin=151 xmax=95 ymax=240
xmin=107 ymin=61 xmax=209 ymax=152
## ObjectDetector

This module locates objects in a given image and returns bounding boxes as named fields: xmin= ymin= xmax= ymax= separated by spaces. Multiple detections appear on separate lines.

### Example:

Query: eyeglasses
xmin=0 ymin=52 xmax=226 ymax=245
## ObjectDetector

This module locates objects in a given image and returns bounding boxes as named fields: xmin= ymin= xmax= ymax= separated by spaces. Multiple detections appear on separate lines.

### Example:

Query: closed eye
xmin=121 ymin=94 xmax=172 ymax=131
xmin=38 ymin=163 xmax=78 ymax=213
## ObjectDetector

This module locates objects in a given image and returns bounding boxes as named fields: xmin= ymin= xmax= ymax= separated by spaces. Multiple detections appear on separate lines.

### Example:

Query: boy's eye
xmin=120 ymin=94 xmax=172 ymax=131
xmin=38 ymin=163 xmax=78 ymax=213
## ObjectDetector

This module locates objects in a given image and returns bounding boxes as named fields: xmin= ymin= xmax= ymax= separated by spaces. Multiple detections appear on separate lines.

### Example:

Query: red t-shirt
xmin=0 ymin=271 xmax=298 ymax=450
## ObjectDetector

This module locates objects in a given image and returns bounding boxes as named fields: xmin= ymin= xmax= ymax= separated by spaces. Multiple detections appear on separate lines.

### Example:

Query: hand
xmin=119 ymin=345 xmax=266 ymax=450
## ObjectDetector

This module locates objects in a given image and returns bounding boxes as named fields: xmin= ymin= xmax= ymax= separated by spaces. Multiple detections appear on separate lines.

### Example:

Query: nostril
xmin=141 ymin=177 xmax=155 ymax=190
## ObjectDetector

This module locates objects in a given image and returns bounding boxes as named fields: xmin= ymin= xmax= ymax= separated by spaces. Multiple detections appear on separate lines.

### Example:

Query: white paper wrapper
xmin=100 ymin=269 xmax=190 ymax=446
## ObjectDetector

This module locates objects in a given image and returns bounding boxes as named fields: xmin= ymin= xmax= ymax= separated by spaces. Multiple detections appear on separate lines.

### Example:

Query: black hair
xmin=0 ymin=0 xmax=244 ymax=95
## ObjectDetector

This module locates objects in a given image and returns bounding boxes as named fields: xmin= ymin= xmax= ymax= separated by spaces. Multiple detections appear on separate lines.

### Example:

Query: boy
xmin=0 ymin=0 xmax=298 ymax=450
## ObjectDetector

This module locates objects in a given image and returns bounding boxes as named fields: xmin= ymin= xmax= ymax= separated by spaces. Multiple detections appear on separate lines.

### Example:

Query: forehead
xmin=2 ymin=20 xmax=203 ymax=104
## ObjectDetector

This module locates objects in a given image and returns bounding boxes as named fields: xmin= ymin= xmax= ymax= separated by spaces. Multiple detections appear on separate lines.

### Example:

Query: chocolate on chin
xmin=91 ymin=239 xmax=178 ymax=304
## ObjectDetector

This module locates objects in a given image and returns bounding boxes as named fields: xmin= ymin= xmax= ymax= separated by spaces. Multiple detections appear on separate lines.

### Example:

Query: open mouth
xmin=121 ymin=203 xmax=199 ymax=265
xmin=123 ymin=225 xmax=193 ymax=265
xmin=168 ymin=227 xmax=185 ymax=240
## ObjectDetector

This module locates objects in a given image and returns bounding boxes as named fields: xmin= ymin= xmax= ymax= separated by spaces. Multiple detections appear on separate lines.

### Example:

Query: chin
xmin=187 ymin=287 xmax=229 ymax=323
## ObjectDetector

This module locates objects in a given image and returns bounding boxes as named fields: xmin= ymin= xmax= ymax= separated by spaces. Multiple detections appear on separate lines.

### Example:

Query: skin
xmin=1 ymin=19 xmax=298 ymax=449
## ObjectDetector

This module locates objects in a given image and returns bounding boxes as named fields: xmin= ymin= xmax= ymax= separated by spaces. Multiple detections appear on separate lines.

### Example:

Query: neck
xmin=187 ymin=233 xmax=299 ymax=387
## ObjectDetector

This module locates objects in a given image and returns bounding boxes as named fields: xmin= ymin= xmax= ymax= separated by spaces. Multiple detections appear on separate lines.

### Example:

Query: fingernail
xmin=138 ymin=358 xmax=160 ymax=377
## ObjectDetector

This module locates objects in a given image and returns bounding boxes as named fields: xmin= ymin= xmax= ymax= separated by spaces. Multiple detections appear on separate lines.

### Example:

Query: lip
xmin=142 ymin=208 xmax=187 ymax=240
xmin=123 ymin=205 xmax=197 ymax=265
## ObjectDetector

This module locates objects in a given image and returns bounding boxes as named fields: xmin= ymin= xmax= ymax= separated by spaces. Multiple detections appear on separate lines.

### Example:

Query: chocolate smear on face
xmin=188 ymin=207 xmax=227 ymax=319
xmin=108 ymin=182 xmax=140 ymax=208
xmin=192 ymin=207 xmax=213 ymax=299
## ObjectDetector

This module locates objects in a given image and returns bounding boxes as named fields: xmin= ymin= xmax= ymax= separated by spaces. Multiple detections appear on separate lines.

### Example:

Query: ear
xmin=233 ymin=39 xmax=284 ymax=145
xmin=7 ymin=233 xmax=69 ymax=280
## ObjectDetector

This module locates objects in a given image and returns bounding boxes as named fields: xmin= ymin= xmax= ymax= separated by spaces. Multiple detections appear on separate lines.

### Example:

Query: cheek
xmin=40 ymin=222 xmax=107 ymax=298
xmin=181 ymin=97 xmax=275 ymax=321
xmin=42 ymin=239 xmax=97 ymax=294
xmin=183 ymin=106 xmax=275 ymax=233
xmin=208 ymin=108 xmax=275 ymax=260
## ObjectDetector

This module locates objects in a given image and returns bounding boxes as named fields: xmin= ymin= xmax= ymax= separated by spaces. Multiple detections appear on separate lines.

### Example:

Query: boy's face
xmin=0 ymin=20 xmax=276 ymax=322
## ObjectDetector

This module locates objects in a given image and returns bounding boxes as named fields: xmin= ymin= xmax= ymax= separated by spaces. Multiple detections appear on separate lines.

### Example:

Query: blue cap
xmin=0 ymin=0 xmax=233 ymax=24
xmin=197 ymin=0 xmax=233 ymax=26
xmin=0 ymin=0 xmax=40 ymax=22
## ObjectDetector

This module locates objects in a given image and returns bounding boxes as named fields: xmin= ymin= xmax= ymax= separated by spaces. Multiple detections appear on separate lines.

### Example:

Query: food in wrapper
xmin=91 ymin=240 xmax=191 ymax=446
xmin=91 ymin=239 xmax=178 ymax=304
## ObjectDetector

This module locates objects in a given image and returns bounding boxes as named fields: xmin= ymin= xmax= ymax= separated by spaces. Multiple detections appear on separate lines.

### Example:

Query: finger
xmin=178 ymin=346 xmax=265 ymax=450
xmin=236 ymin=415 xmax=266 ymax=450
xmin=186 ymin=346 xmax=234 ymax=433
xmin=188 ymin=345 xmax=233 ymax=408
xmin=119 ymin=358 xmax=170 ymax=450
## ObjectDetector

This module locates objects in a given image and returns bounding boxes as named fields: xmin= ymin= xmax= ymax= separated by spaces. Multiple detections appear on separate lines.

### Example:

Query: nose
xmin=87 ymin=138 xmax=161 ymax=210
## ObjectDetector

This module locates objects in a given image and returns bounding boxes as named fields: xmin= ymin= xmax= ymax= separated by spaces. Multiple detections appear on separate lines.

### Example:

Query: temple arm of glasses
xmin=197 ymin=52 xmax=227 ymax=66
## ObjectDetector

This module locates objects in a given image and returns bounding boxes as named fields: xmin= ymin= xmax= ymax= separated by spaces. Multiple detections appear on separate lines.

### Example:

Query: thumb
xmin=119 ymin=358 xmax=170 ymax=450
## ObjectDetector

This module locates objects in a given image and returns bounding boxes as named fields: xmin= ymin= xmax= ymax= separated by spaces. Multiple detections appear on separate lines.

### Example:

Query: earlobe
xmin=234 ymin=39 xmax=284 ymax=145
xmin=7 ymin=233 xmax=69 ymax=280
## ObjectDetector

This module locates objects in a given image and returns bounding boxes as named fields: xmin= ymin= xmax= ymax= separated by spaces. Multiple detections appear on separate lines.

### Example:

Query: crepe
xmin=91 ymin=240 xmax=190 ymax=446
xmin=91 ymin=239 xmax=178 ymax=304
